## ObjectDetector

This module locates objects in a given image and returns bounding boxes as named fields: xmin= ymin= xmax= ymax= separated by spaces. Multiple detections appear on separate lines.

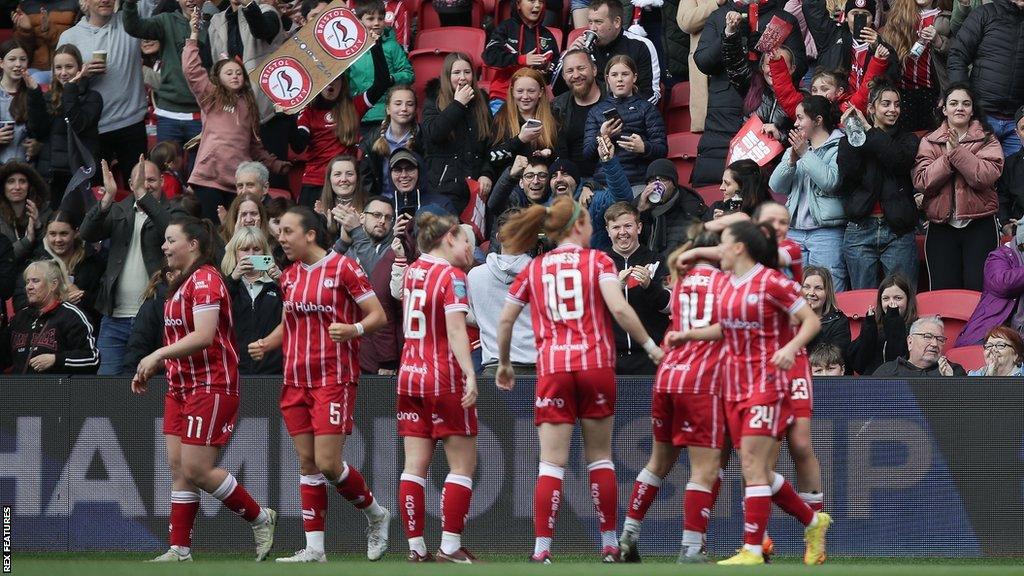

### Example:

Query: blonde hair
xmin=24 ymin=259 xmax=70 ymax=303
xmin=372 ymin=85 xmax=418 ymax=157
xmin=220 ymin=192 xmax=270 ymax=242
xmin=43 ymin=213 xmax=86 ymax=279
xmin=221 ymin=226 xmax=273 ymax=277
xmin=880 ymin=0 xmax=921 ymax=62
xmin=492 ymin=68 xmax=557 ymax=150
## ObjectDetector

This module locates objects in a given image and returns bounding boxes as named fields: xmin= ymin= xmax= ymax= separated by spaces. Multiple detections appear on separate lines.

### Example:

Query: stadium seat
xmin=916 ymin=234 xmax=929 ymax=292
xmin=566 ymin=26 xmax=586 ymax=49
xmin=944 ymin=345 xmax=984 ymax=373
xmin=668 ymin=132 xmax=700 ymax=159
xmin=416 ymin=26 xmax=486 ymax=64
xmin=917 ymin=289 xmax=981 ymax=351
xmin=267 ymin=187 xmax=293 ymax=201
xmin=409 ymin=48 xmax=455 ymax=110
xmin=835 ymin=289 xmax=877 ymax=339
xmin=548 ymin=26 xmax=564 ymax=51
xmin=665 ymin=82 xmax=691 ymax=134
xmin=694 ymin=184 xmax=721 ymax=207
xmin=418 ymin=0 xmax=484 ymax=30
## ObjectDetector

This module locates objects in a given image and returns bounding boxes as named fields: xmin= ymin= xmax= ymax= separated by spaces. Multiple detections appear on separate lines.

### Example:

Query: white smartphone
xmin=524 ymin=119 xmax=543 ymax=129
xmin=248 ymin=255 xmax=274 ymax=271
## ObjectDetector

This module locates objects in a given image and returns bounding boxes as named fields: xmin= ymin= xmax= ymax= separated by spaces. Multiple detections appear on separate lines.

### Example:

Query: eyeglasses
xmin=392 ymin=165 xmax=418 ymax=174
xmin=364 ymin=211 xmax=394 ymax=222
xmin=983 ymin=342 xmax=1012 ymax=351
xmin=912 ymin=332 xmax=948 ymax=344
xmin=523 ymin=172 xmax=549 ymax=181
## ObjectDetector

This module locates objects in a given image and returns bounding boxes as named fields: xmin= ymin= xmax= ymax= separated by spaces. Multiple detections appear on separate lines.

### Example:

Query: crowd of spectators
xmin=0 ymin=0 xmax=1022 ymax=378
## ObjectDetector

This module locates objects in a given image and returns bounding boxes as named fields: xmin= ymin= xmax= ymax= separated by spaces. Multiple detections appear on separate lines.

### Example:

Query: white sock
xmin=170 ymin=545 xmax=190 ymax=556
xmin=681 ymin=530 xmax=703 ymax=549
xmin=251 ymin=507 xmax=269 ymax=526
xmin=622 ymin=517 xmax=641 ymax=535
xmin=743 ymin=543 xmax=763 ymax=555
xmin=800 ymin=491 xmax=824 ymax=507
xmin=408 ymin=536 xmax=427 ymax=555
xmin=440 ymin=531 xmax=462 ymax=555
xmin=306 ymin=531 xmax=325 ymax=554
xmin=601 ymin=530 xmax=617 ymax=549
xmin=534 ymin=536 xmax=552 ymax=555
xmin=636 ymin=467 xmax=662 ymax=487
xmin=363 ymin=498 xmax=386 ymax=520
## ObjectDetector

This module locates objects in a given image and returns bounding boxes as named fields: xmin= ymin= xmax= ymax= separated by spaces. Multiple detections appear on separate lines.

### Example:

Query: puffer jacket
xmin=956 ymin=242 xmax=1024 ymax=346
xmin=582 ymin=93 xmax=667 ymax=184
xmin=808 ymin=308 xmax=851 ymax=360
xmin=420 ymin=79 xmax=493 ymax=210
xmin=692 ymin=1 xmax=806 ymax=186
xmin=947 ymin=0 xmax=1024 ymax=116
xmin=913 ymin=120 xmax=1002 ymax=224
xmin=662 ymin=0 xmax=690 ymax=80
xmin=770 ymin=129 xmax=845 ymax=229
xmin=482 ymin=11 xmax=559 ymax=101
xmin=837 ymin=126 xmax=920 ymax=234
xmin=997 ymin=147 xmax=1024 ymax=224
xmin=26 ymin=82 xmax=103 ymax=177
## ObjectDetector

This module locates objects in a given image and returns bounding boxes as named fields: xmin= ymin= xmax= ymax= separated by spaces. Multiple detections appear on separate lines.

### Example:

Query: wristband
xmin=642 ymin=338 xmax=659 ymax=355
xmin=354 ymin=322 xmax=365 ymax=336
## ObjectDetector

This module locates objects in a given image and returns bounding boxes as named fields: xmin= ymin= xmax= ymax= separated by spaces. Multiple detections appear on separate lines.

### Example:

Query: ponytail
xmin=167 ymin=216 xmax=217 ymax=294
xmin=499 ymin=196 xmax=583 ymax=255
xmin=415 ymin=211 xmax=461 ymax=253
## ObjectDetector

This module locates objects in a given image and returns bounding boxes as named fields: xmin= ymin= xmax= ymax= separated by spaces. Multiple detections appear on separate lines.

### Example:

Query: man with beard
xmin=487 ymin=156 xmax=553 ymax=215
xmin=334 ymin=196 xmax=395 ymax=275
xmin=601 ymin=201 xmax=670 ymax=375
xmin=553 ymin=49 xmax=604 ymax=176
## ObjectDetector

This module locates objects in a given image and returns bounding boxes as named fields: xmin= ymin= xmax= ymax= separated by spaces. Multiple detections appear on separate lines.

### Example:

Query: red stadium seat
xmin=566 ymin=27 xmax=586 ymax=49
xmin=548 ymin=26 xmax=564 ymax=51
xmin=409 ymin=48 xmax=455 ymax=110
xmin=667 ymin=132 xmax=700 ymax=159
xmin=835 ymin=288 xmax=877 ymax=339
xmin=418 ymin=0 xmax=484 ymax=30
xmin=944 ymin=345 xmax=984 ymax=373
xmin=267 ymin=187 xmax=294 ymax=201
xmin=416 ymin=27 xmax=486 ymax=64
xmin=694 ymin=184 xmax=721 ymax=207
xmin=671 ymin=157 xmax=694 ymax=188
xmin=917 ymin=289 xmax=981 ymax=351
xmin=664 ymin=82 xmax=691 ymax=134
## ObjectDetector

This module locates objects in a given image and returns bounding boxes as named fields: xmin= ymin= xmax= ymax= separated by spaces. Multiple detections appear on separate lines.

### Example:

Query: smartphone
xmin=602 ymin=108 xmax=621 ymax=123
xmin=248 ymin=255 xmax=274 ymax=271
xmin=852 ymin=13 xmax=869 ymax=41
xmin=524 ymin=118 xmax=543 ymax=130
xmin=398 ymin=203 xmax=417 ymax=219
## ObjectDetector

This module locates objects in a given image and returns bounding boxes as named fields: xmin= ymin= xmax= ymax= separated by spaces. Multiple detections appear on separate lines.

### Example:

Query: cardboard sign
xmin=754 ymin=15 xmax=794 ymax=55
xmin=728 ymin=115 xmax=785 ymax=166
xmin=251 ymin=1 xmax=373 ymax=114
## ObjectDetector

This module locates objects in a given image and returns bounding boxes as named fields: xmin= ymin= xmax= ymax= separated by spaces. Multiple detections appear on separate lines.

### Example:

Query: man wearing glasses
xmin=334 ymin=196 xmax=395 ymax=275
xmin=873 ymin=317 xmax=967 ymax=377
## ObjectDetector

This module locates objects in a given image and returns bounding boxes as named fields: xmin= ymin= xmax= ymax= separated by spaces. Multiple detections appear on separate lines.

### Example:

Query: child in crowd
xmin=0 ymin=40 xmax=32 ymax=164
xmin=360 ymin=85 xmax=421 ymax=198
xmin=349 ymin=0 xmax=413 ymax=136
xmin=483 ymin=0 xmax=559 ymax=114
xmin=772 ymin=43 xmax=891 ymax=119
xmin=290 ymin=34 xmax=393 ymax=208
xmin=149 ymin=141 xmax=185 ymax=200
xmin=810 ymin=344 xmax=846 ymax=376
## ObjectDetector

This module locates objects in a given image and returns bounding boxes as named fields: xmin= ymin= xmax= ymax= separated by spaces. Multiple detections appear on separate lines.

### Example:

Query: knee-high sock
xmin=534 ymin=462 xmax=564 ymax=540
xmin=743 ymin=485 xmax=772 ymax=549
xmin=625 ymin=468 xmax=662 ymax=525
xmin=441 ymin=473 xmax=473 ymax=554
xmin=210 ymin=474 xmax=264 ymax=523
xmin=169 ymin=490 xmax=200 ymax=549
xmin=770 ymin=472 xmax=815 ymax=526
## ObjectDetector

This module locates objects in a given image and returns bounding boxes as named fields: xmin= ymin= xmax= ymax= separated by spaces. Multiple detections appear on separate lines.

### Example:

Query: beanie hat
xmin=645 ymin=158 xmax=679 ymax=187
xmin=844 ymin=0 xmax=876 ymax=15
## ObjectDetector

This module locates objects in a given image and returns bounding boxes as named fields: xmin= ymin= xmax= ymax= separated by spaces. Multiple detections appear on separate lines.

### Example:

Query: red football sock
xmin=212 ymin=474 xmax=262 ymax=522
xmin=588 ymin=459 xmax=617 ymax=533
xmin=800 ymin=491 xmax=824 ymax=512
xmin=398 ymin=474 xmax=426 ymax=539
xmin=336 ymin=462 xmax=374 ymax=509
xmin=300 ymin=474 xmax=328 ymax=532
xmin=441 ymin=474 xmax=474 ymax=535
xmin=683 ymin=482 xmax=715 ymax=534
xmin=169 ymin=491 xmax=200 ymax=548
xmin=534 ymin=462 xmax=564 ymax=539
xmin=770 ymin=473 xmax=815 ymax=526
xmin=743 ymin=485 xmax=772 ymax=547
xmin=626 ymin=468 xmax=661 ymax=521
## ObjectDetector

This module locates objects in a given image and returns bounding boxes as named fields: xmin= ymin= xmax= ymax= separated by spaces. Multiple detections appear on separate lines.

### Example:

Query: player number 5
xmin=329 ymin=402 xmax=342 ymax=426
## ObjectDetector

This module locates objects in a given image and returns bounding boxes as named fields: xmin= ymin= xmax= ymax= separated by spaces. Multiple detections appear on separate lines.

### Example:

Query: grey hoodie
xmin=467 ymin=252 xmax=536 ymax=366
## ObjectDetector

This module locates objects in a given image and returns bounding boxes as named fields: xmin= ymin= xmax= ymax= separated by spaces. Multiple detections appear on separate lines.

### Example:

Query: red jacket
xmin=769 ymin=52 xmax=889 ymax=119
xmin=913 ymin=120 xmax=1003 ymax=223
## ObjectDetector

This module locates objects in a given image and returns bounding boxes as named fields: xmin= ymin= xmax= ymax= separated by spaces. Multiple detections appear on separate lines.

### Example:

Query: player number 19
xmin=541 ymin=269 xmax=584 ymax=321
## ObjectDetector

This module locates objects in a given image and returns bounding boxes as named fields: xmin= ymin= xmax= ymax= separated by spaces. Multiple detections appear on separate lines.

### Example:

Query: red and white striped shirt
xmin=507 ymin=243 xmax=618 ymax=376
xmin=655 ymin=265 xmax=728 ymax=395
xmin=163 ymin=265 xmax=239 ymax=394
xmin=901 ymin=8 xmax=940 ymax=90
xmin=717 ymin=264 xmax=807 ymax=403
xmin=778 ymin=238 xmax=803 ymax=282
xmin=849 ymin=42 xmax=871 ymax=89
xmin=398 ymin=254 xmax=471 ymax=396
xmin=281 ymin=251 xmax=376 ymax=388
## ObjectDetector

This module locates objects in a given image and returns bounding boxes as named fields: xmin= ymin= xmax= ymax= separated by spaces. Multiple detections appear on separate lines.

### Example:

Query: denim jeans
xmin=843 ymin=217 xmax=919 ymax=291
xmin=97 ymin=315 xmax=135 ymax=376
xmin=987 ymin=115 xmax=1023 ymax=157
xmin=788 ymin=226 xmax=848 ymax=292
xmin=156 ymin=115 xmax=203 ymax=176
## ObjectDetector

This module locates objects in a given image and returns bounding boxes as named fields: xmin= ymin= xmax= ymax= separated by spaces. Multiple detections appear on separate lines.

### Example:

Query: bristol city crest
xmin=259 ymin=57 xmax=312 ymax=109
xmin=314 ymin=8 xmax=368 ymax=59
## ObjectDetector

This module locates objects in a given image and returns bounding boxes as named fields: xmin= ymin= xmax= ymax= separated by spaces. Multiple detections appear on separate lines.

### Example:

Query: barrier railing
xmin=1 ymin=376 xmax=1022 ymax=556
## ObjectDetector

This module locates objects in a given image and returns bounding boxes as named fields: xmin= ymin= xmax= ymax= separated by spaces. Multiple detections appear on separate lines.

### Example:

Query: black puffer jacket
xmin=25 ymin=82 xmax=102 ymax=177
xmin=583 ymin=93 xmax=668 ymax=184
xmin=947 ymin=0 xmax=1024 ymax=116
xmin=553 ymin=29 xmax=661 ymax=104
xmin=997 ymin=148 xmax=1024 ymax=224
xmin=847 ymin=308 xmax=912 ymax=375
xmin=420 ymin=79 xmax=493 ymax=212
xmin=692 ymin=1 xmax=806 ymax=186
xmin=837 ymin=127 xmax=920 ymax=234
xmin=226 ymin=276 xmax=283 ymax=375
xmin=662 ymin=0 xmax=690 ymax=80
xmin=807 ymin=309 xmax=852 ymax=360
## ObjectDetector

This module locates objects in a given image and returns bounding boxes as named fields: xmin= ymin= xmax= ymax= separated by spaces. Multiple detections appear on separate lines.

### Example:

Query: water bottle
xmin=649 ymin=180 xmax=665 ymax=204
xmin=845 ymin=114 xmax=866 ymax=147
xmin=909 ymin=40 xmax=926 ymax=59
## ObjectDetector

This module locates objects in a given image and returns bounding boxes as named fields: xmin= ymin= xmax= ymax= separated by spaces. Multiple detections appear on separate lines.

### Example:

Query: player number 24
xmin=541 ymin=270 xmax=584 ymax=321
